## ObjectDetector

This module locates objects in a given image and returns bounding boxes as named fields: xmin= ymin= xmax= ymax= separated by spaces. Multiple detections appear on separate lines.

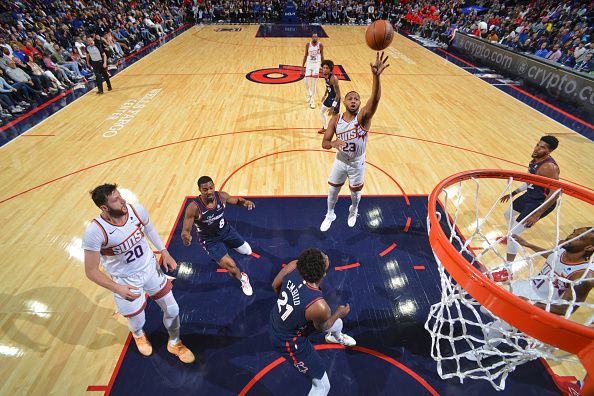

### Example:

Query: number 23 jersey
xmin=334 ymin=112 xmax=368 ymax=161
xmin=82 ymin=203 xmax=153 ymax=277
xmin=270 ymin=267 xmax=324 ymax=340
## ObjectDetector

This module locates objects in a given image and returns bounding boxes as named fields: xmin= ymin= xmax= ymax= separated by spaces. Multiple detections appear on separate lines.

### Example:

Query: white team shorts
xmin=305 ymin=62 xmax=320 ymax=77
xmin=111 ymin=255 xmax=172 ymax=317
xmin=328 ymin=155 xmax=365 ymax=190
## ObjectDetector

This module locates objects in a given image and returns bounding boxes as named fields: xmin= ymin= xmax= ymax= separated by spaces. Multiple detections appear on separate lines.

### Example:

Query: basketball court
xmin=0 ymin=24 xmax=592 ymax=395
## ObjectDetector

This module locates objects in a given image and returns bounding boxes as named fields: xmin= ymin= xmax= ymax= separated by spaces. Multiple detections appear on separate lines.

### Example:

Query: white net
xmin=424 ymin=173 xmax=594 ymax=391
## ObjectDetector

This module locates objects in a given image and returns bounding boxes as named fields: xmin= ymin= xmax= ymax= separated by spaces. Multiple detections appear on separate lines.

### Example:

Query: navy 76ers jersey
xmin=525 ymin=156 xmax=558 ymax=202
xmin=194 ymin=192 xmax=229 ymax=237
xmin=324 ymin=74 xmax=336 ymax=100
xmin=270 ymin=267 xmax=323 ymax=340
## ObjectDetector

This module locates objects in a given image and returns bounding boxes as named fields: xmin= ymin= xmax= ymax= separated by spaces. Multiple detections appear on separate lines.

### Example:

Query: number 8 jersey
xmin=193 ymin=192 xmax=229 ymax=237
xmin=82 ymin=203 xmax=153 ymax=277
xmin=270 ymin=266 xmax=324 ymax=339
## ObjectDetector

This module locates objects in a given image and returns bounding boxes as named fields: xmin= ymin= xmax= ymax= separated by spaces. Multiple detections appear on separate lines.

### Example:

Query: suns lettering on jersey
xmin=336 ymin=128 xmax=366 ymax=142
xmin=101 ymin=223 xmax=144 ymax=256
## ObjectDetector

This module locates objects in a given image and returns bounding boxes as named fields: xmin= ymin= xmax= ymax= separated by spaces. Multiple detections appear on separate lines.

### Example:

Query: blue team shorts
xmin=512 ymin=194 xmax=556 ymax=222
xmin=269 ymin=331 xmax=326 ymax=380
xmin=323 ymin=96 xmax=340 ymax=113
xmin=199 ymin=225 xmax=246 ymax=262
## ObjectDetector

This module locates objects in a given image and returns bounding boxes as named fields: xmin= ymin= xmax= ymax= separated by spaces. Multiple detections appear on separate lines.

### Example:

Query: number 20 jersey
xmin=335 ymin=112 xmax=368 ymax=161
xmin=270 ymin=267 xmax=324 ymax=340
xmin=82 ymin=203 xmax=152 ymax=277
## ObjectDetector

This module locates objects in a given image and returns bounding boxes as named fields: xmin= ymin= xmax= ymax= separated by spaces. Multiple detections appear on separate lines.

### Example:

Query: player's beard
xmin=107 ymin=207 xmax=126 ymax=217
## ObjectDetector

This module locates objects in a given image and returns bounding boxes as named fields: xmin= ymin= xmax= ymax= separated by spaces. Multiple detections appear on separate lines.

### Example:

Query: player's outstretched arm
xmin=322 ymin=113 xmax=345 ymax=150
xmin=306 ymin=300 xmax=350 ymax=331
xmin=510 ymin=234 xmax=551 ymax=258
xmin=359 ymin=52 xmax=390 ymax=128
xmin=272 ymin=260 xmax=297 ymax=295
xmin=181 ymin=201 xmax=198 ymax=246
xmin=220 ymin=191 xmax=255 ymax=210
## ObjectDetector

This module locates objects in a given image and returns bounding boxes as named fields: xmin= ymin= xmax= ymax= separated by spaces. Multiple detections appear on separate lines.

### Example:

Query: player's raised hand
xmin=336 ymin=303 xmax=350 ymax=318
xmin=370 ymin=52 xmax=390 ymax=76
xmin=243 ymin=199 xmax=255 ymax=210
xmin=330 ymin=139 xmax=347 ymax=149
xmin=181 ymin=231 xmax=192 ymax=246
xmin=160 ymin=250 xmax=177 ymax=272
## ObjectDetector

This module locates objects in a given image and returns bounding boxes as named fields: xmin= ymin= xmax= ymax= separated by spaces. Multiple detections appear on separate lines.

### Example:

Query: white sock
xmin=309 ymin=372 xmax=330 ymax=396
xmin=127 ymin=311 xmax=146 ymax=338
xmin=320 ymin=106 xmax=328 ymax=128
xmin=304 ymin=76 xmax=310 ymax=95
xmin=233 ymin=241 xmax=252 ymax=255
xmin=154 ymin=292 xmax=180 ymax=343
xmin=506 ymin=222 xmax=526 ymax=256
xmin=327 ymin=186 xmax=340 ymax=214
xmin=311 ymin=75 xmax=318 ymax=97
xmin=327 ymin=318 xmax=343 ymax=340
xmin=350 ymin=190 xmax=361 ymax=211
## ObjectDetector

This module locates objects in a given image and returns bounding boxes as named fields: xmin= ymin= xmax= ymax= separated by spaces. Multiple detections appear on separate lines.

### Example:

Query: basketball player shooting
xmin=320 ymin=52 xmax=389 ymax=231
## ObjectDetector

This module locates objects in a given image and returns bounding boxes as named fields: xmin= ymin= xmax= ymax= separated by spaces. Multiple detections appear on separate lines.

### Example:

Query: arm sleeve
xmin=134 ymin=203 xmax=166 ymax=251
xmin=514 ymin=183 xmax=529 ymax=193
xmin=81 ymin=222 xmax=105 ymax=251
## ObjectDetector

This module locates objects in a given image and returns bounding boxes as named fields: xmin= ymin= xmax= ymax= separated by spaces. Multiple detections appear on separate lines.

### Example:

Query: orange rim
xmin=427 ymin=169 xmax=594 ymax=391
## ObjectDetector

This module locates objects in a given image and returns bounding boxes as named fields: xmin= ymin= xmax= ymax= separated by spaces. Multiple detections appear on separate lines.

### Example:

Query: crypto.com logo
xmin=246 ymin=64 xmax=351 ymax=84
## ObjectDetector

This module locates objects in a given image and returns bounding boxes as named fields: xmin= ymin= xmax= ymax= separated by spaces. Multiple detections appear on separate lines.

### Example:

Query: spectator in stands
xmin=574 ymin=52 xmax=593 ymax=73
xmin=545 ymin=44 xmax=563 ymax=62
xmin=534 ymin=42 xmax=549 ymax=58
xmin=4 ymin=60 xmax=46 ymax=98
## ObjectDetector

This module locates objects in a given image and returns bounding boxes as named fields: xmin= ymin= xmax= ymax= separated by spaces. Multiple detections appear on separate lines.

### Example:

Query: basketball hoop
xmin=424 ymin=169 xmax=594 ymax=394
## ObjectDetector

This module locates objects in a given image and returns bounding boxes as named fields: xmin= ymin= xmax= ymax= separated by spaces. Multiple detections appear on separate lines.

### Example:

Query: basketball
xmin=365 ymin=20 xmax=394 ymax=51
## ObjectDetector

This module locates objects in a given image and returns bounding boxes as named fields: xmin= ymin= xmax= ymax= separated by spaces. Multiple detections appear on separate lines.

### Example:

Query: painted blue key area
xmin=109 ymin=196 xmax=559 ymax=395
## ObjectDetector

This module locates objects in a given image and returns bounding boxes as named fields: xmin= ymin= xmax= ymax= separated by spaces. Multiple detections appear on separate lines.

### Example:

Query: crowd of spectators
xmin=0 ymin=0 xmax=591 ymax=124
xmin=0 ymin=0 xmax=186 ymax=120
xmin=409 ymin=0 xmax=593 ymax=74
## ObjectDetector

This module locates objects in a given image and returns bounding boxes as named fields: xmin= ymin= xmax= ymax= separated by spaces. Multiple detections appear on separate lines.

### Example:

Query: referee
xmin=85 ymin=37 xmax=112 ymax=95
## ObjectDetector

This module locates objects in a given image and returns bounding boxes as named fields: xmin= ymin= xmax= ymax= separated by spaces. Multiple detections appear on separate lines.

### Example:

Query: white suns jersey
xmin=82 ymin=203 xmax=153 ymax=277
xmin=531 ymin=248 xmax=593 ymax=299
xmin=307 ymin=42 xmax=321 ymax=65
xmin=335 ymin=112 xmax=368 ymax=160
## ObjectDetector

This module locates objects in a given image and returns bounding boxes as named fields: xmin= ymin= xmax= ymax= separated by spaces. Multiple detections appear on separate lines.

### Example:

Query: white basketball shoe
xmin=347 ymin=205 xmax=358 ymax=227
xmin=320 ymin=212 xmax=336 ymax=232
xmin=240 ymin=272 xmax=253 ymax=296
xmin=325 ymin=332 xmax=356 ymax=347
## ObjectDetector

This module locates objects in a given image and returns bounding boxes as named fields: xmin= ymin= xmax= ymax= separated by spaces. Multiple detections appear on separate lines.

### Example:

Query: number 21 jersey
xmin=270 ymin=267 xmax=324 ymax=339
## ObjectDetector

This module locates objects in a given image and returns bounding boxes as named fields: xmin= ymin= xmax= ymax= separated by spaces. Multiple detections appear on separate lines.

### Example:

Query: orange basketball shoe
xmin=167 ymin=340 xmax=195 ymax=363
xmin=133 ymin=334 xmax=153 ymax=356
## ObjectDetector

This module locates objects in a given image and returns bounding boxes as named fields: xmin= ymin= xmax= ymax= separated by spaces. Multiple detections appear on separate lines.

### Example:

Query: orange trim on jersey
xmin=129 ymin=204 xmax=145 ymax=225
xmin=305 ymin=296 xmax=324 ymax=309
xmin=123 ymin=299 xmax=147 ymax=318
xmin=93 ymin=219 xmax=108 ymax=245
xmin=304 ymin=282 xmax=321 ymax=292
xmin=101 ymin=211 xmax=129 ymax=227
xmin=150 ymin=279 xmax=173 ymax=300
